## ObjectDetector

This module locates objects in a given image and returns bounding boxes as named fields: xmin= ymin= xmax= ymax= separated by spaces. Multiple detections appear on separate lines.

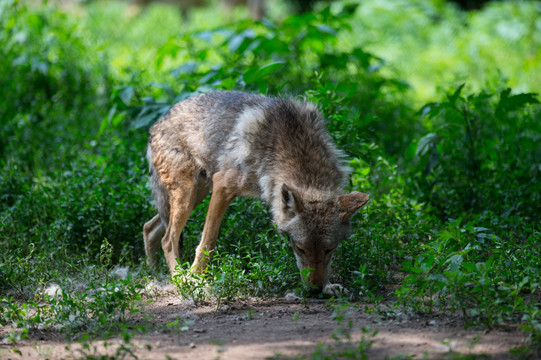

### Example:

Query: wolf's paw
xmin=323 ymin=283 xmax=350 ymax=297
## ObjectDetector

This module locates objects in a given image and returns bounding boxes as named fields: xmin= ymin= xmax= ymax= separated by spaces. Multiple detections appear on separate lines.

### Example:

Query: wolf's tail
xmin=147 ymin=144 xmax=170 ymax=228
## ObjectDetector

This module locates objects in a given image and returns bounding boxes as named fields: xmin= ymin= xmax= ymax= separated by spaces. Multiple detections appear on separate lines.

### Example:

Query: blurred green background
xmin=1 ymin=0 xmax=540 ymax=348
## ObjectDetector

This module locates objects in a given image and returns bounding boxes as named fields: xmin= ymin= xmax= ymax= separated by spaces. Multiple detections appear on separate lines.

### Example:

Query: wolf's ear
xmin=338 ymin=192 xmax=369 ymax=223
xmin=282 ymin=184 xmax=304 ymax=217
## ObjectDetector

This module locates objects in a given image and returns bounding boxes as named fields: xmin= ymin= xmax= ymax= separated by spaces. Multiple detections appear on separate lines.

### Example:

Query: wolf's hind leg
xmin=162 ymin=182 xmax=198 ymax=275
xmin=191 ymin=171 xmax=238 ymax=274
xmin=143 ymin=214 xmax=165 ymax=267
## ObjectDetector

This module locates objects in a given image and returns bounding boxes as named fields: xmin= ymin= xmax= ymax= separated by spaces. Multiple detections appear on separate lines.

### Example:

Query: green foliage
xmin=119 ymin=4 xmax=414 ymax=157
xmin=1 ymin=0 xmax=540 ymax=354
xmin=171 ymin=224 xmax=301 ymax=305
xmin=349 ymin=1 xmax=541 ymax=103
xmin=171 ymin=263 xmax=209 ymax=305
xmin=398 ymin=219 xmax=540 ymax=322
xmin=397 ymin=84 xmax=541 ymax=336
xmin=0 ymin=0 xmax=153 ymax=296
xmin=412 ymin=85 xmax=540 ymax=219
xmin=0 ymin=0 xmax=108 ymax=167
xmin=1 ymin=275 xmax=145 ymax=344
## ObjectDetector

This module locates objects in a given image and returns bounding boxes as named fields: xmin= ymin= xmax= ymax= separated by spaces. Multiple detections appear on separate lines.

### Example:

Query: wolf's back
xmin=148 ymin=91 xmax=347 ymax=201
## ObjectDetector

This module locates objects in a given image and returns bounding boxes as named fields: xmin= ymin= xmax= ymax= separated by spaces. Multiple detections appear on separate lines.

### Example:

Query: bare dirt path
xmin=0 ymin=293 xmax=529 ymax=359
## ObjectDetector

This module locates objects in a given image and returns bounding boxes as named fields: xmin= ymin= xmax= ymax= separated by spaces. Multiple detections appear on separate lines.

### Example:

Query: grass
xmin=1 ymin=0 xmax=540 ymax=357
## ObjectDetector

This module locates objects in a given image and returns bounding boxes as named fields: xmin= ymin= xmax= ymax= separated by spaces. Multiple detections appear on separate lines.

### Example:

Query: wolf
xmin=143 ymin=91 xmax=369 ymax=294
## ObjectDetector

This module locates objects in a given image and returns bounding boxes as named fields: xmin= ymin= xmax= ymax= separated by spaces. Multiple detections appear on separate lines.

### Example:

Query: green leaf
xmin=337 ymin=3 xmax=359 ymax=17
xmin=156 ymin=38 xmax=181 ymax=68
xmin=149 ymin=82 xmax=175 ymax=99
xmin=256 ymin=62 xmax=284 ymax=77
xmin=31 ymin=61 xmax=48 ymax=75
xmin=447 ymin=84 xmax=465 ymax=104
xmin=98 ymin=105 xmax=117 ymax=137
xmin=445 ymin=254 xmax=463 ymax=273
xmin=111 ymin=111 xmax=125 ymax=127
xmin=256 ymin=37 xmax=289 ymax=55
xmin=195 ymin=30 xmax=213 ymax=42
xmin=216 ymin=77 xmax=236 ymax=89
xmin=228 ymin=34 xmax=245 ymax=53
xmin=319 ymin=53 xmax=348 ymax=68
xmin=228 ymin=29 xmax=255 ymax=53
xmin=119 ymin=86 xmax=134 ymax=107
xmin=11 ymin=349 xmax=22 ymax=356
xmin=415 ymin=133 xmax=439 ymax=157
xmin=497 ymin=88 xmax=539 ymax=115
xmin=243 ymin=62 xmax=284 ymax=84
xmin=171 ymin=62 xmax=198 ymax=77
xmin=419 ymin=254 xmax=435 ymax=272
xmin=463 ymin=262 xmax=477 ymax=273
xmin=316 ymin=24 xmax=336 ymax=36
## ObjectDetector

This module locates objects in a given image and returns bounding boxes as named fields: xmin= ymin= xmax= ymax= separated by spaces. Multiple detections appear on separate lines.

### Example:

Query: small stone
xmin=285 ymin=292 xmax=301 ymax=301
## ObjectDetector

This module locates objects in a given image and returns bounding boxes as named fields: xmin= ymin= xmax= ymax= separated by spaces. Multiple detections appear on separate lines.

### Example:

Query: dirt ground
xmin=0 ymin=291 xmax=530 ymax=360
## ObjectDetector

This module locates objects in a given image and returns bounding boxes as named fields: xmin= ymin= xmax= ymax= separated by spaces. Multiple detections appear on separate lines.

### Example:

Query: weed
xmin=171 ymin=262 xmax=209 ymax=306
xmin=1 ymin=0 xmax=540 ymax=355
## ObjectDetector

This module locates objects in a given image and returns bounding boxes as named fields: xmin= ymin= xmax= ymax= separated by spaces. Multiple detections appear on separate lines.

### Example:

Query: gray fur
xmin=144 ymin=91 xmax=369 ymax=294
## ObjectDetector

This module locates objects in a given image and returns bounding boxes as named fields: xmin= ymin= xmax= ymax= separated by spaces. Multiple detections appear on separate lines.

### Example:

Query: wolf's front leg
xmin=323 ymin=283 xmax=350 ymax=297
xmin=162 ymin=186 xmax=197 ymax=275
xmin=191 ymin=171 xmax=238 ymax=274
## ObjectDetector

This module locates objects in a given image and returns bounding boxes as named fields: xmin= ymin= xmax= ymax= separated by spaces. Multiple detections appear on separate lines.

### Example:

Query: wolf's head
xmin=275 ymin=184 xmax=369 ymax=294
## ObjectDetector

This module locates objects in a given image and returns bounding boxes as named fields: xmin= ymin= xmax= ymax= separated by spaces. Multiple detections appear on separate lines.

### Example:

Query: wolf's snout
xmin=305 ymin=264 xmax=328 ymax=293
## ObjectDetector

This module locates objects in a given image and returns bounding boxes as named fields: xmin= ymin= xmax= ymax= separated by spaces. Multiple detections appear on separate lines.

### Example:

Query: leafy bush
xmin=1 ymin=0 xmax=540 ymax=353
xmin=1 ymin=275 xmax=145 ymax=343
xmin=0 ymin=0 xmax=108 ymax=164
xmin=396 ymin=85 xmax=541 ymax=333
xmin=119 ymin=4 xmax=414 ymax=157
xmin=0 ymin=1 xmax=152 ymax=294
xmin=412 ymin=85 xmax=540 ymax=220
xmin=398 ymin=218 xmax=540 ymax=329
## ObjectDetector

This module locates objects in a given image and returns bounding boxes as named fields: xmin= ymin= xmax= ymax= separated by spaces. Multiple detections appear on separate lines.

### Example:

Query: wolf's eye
xmin=325 ymin=247 xmax=336 ymax=255
xmin=295 ymin=245 xmax=306 ymax=255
